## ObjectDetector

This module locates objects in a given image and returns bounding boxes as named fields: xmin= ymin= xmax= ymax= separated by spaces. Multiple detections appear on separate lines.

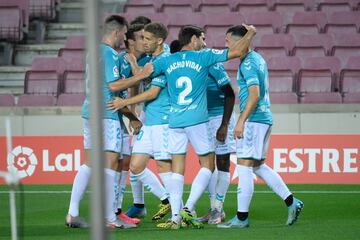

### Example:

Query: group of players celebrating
xmin=65 ymin=14 xmax=304 ymax=230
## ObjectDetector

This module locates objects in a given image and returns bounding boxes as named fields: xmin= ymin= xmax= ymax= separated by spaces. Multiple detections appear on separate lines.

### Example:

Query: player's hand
xmin=234 ymin=119 xmax=245 ymax=139
xmin=130 ymin=119 xmax=143 ymax=135
xmin=242 ymin=24 xmax=257 ymax=36
xmin=107 ymin=97 xmax=127 ymax=112
xmin=125 ymin=53 xmax=137 ymax=65
xmin=216 ymin=124 xmax=228 ymax=142
xmin=140 ymin=63 xmax=154 ymax=78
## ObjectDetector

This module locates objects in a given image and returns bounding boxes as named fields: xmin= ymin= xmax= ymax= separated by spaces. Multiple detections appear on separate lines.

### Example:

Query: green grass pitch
xmin=1 ymin=184 xmax=360 ymax=240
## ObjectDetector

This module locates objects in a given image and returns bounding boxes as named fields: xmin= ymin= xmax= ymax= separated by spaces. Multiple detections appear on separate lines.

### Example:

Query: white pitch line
xmin=1 ymin=190 xmax=360 ymax=194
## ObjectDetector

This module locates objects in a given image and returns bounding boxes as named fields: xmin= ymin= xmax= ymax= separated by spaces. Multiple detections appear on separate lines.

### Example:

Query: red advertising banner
xmin=0 ymin=135 xmax=359 ymax=185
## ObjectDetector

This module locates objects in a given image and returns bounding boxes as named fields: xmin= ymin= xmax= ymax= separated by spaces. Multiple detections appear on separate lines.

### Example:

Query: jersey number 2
xmin=176 ymin=76 xmax=193 ymax=105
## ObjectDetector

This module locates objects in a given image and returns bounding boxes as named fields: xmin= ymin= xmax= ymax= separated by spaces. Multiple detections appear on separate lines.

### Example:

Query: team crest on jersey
xmin=113 ymin=66 xmax=119 ymax=78
xmin=211 ymin=49 xmax=224 ymax=55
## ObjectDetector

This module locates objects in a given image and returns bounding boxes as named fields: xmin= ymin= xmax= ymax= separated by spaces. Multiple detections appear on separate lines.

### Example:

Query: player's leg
xmin=182 ymin=122 xmax=214 ymax=229
xmin=103 ymin=119 xmax=137 ymax=229
xmin=66 ymin=150 xmax=91 ymax=228
xmin=184 ymin=122 xmax=214 ymax=211
xmin=208 ymin=114 xmax=235 ymax=224
xmin=219 ymin=122 xmax=266 ymax=229
xmin=252 ymin=126 xmax=303 ymax=225
xmin=130 ymin=126 xmax=168 ymax=204
xmin=151 ymin=124 xmax=172 ymax=221
xmin=126 ymin=131 xmax=146 ymax=218
xmin=66 ymin=118 xmax=92 ymax=228
xmin=158 ymin=127 xmax=188 ymax=229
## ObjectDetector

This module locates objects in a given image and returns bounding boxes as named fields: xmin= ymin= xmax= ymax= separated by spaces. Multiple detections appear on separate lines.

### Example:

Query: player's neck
xmin=128 ymin=47 xmax=143 ymax=59
xmin=101 ymin=37 xmax=115 ymax=49
xmin=181 ymin=45 xmax=193 ymax=51
xmin=152 ymin=45 xmax=164 ymax=57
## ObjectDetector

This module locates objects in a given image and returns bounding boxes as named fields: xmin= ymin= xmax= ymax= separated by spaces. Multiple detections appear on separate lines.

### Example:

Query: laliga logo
xmin=7 ymin=146 xmax=38 ymax=179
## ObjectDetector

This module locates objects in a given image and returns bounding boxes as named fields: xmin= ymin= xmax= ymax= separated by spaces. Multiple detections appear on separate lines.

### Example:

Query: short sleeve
xmin=151 ymin=74 xmax=167 ymax=88
xmin=150 ymin=57 xmax=166 ymax=78
xmin=209 ymin=62 xmax=231 ymax=88
xmin=200 ymin=48 xmax=229 ymax=68
xmin=103 ymin=50 xmax=119 ymax=83
xmin=241 ymin=58 xmax=259 ymax=87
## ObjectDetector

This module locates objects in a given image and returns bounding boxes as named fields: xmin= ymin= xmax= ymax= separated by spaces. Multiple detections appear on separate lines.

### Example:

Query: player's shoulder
xmin=241 ymin=51 xmax=263 ymax=70
xmin=101 ymin=44 xmax=117 ymax=55
xmin=199 ymin=48 xmax=226 ymax=56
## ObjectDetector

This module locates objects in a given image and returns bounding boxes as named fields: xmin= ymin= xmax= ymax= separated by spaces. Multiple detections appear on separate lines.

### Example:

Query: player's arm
xmin=107 ymin=85 xmax=161 ymax=111
xmin=125 ymin=53 xmax=142 ymax=75
xmin=108 ymin=62 xmax=153 ymax=92
xmin=227 ymin=24 xmax=257 ymax=60
xmin=217 ymin=84 xmax=235 ymax=142
xmin=129 ymin=86 xmax=140 ymax=114
xmin=234 ymin=85 xmax=259 ymax=139
xmin=118 ymin=106 xmax=143 ymax=135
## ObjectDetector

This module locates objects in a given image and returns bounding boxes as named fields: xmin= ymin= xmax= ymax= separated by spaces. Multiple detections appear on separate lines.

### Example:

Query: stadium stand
xmin=341 ymin=56 xmax=360 ymax=103
xmin=292 ymin=34 xmax=333 ymax=57
xmin=298 ymin=57 xmax=342 ymax=103
xmin=0 ymin=0 xmax=359 ymax=106
xmin=267 ymin=57 xmax=301 ymax=103
xmin=233 ymin=0 xmax=268 ymax=13
xmin=325 ymin=11 xmax=360 ymax=34
xmin=0 ymin=94 xmax=15 ymax=106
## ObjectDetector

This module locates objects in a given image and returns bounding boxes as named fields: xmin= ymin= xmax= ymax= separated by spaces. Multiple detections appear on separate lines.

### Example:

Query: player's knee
xmin=217 ymin=160 xmax=230 ymax=172
xmin=129 ymin=162 xmax=144 ymax=175
xmin=216 ymin=154 xmax=230 ymax=172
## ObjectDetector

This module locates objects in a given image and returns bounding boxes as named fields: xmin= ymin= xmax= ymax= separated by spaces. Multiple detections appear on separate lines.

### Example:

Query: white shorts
xmin=132 ymin=124 xmax=171 ymax=160
xmin=169 ymin=122 xmax=214 ymax=155
xmin=83 ymin=118 xmax=122 ymax=153
xmin=236 ymin=122 xmax=271 ymax=160
xmin=209 ymin=114 xmax=236 ymax=155
xmin=119 ymin=132 xmax=131 ymax=159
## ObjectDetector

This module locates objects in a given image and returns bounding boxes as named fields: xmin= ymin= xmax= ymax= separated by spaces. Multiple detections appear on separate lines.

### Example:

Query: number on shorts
xmin=176 ymin=76 xmax=193 ymax=105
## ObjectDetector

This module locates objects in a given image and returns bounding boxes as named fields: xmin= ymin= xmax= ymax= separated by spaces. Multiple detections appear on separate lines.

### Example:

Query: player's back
xmin=237 ymin=50 xmax=272 ymax=125
xmin=152 ymin=48 xmax=229 ymax=128
xmin=82 ymin=44 xmax=120 ymax=121
xmin=143 ymin=51 xmax=171 ymax=126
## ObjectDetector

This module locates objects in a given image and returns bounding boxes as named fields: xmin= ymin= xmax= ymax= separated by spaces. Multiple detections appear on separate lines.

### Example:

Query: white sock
xmin=159 ymin=172 xmax=172 ymax=197
xmin=214 ymin=170 xmax=230 ymax=211
xmin=207 ymin=169 xmax=218 ymax=210
xmin=68 ymin=164 xmax=91 ymax=217
xmin=130 ymin=174 xmax=144 ymax=204
xmin=254 ymin=164 xmax=291 ymax=200
xmin=117 ymin=170 xmax=128 ymax=210
xmin=105 ymin=168 xmax=117 ymax=222
xmin=236 ymin=165 xmax=254 ymax=213
xmin=170 ymin=173 xmax=184 ymax=223
xmin=185 ymin=168 xmax=212 ymax=212
xmin=113 ymin=171 xmax=121 ymax=213
xmin=132 ymin=168 xmax=168 ymax=201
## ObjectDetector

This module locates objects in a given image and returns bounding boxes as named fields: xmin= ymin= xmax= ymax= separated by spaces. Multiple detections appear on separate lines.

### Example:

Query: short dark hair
xmin=104 ymin=15 xmax=128 ymax=35
xmin=226 ymin=25 xmax=248 ymax=38
xmin=170 ymin=40 xmax=181 ymax=53
xmin=131 ymin=16 xmax=151 ymax=25
xmin=125 ymin=24 xmax=145 ymax=48
xmin=144 ymin=23 xmax=168 ymax=41
xmin=178 ymin=25 xmax=204 ymax=47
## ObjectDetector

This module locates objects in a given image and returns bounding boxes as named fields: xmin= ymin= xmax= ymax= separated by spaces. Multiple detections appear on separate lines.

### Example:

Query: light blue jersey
xmin=151 ymin=48 xmax=229 ymax=128
xmin=82 ymin=43 xmax=120 ymax=120
xmin=118 ymin=52 xmax=151 ymax=98
xmin=118 ymin=52 xmax=151 ymax=132
xmin=144 ymin=51 xmax=171 ymax=126
xmin=163 ymin=43 xmax=170 ymax=54
xmin=237 ymin=50 xmax=272 ymax=125
xmin=207 ymin=62 xmax=231 ymax=117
